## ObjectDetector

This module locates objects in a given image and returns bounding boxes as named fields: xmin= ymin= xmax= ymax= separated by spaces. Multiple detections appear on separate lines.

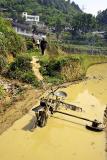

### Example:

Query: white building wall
xmin=22 ymin=12 xmax=39 ymax=23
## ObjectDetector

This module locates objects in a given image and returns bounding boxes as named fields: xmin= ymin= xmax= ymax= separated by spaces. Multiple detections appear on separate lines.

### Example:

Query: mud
xmin=0 ymin=63 xmax=107 ymax=160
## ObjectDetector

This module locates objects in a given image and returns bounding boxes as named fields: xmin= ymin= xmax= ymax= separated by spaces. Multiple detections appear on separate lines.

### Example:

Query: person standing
xmin=36 ymin=39 xmax=40 ymax=48
xmin=40 ymin=37 xmax=47 ymax=55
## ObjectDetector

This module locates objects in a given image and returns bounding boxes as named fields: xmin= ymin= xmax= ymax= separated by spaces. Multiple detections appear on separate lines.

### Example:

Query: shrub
xmin=0 ymin=33 xmax=8 ymax=56
xmin=0 ymin=17 xmax=26 ymax=57
xmin=0 ymin=85 xmax=5 ymax=99
xmin=0 ymin=55 xmax=7 ymax=71
xmin=25 ymin=38 xmax=34 ymax=50
xmin=22 ymin=71 xmax=40 ymax=87
xmin=9 ymin=55 xmax=32 ymax=72
xmin=40 ymin=59 xmax=61 ymax=77
xmin=6 ymin=54 xmax=40 ymax=86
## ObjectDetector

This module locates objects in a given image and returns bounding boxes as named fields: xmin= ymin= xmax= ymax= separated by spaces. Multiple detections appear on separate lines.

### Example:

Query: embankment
xmin=40 ymin=54 xmax=107 ymax=83
xmin=0 ymin=88 xmax=43 ymax=134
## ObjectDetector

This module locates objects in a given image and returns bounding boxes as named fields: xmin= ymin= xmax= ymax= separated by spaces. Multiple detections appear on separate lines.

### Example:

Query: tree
xmin=71 ymin=13 xmax=97 ymax=38
xmin=55 ymin=17 xmax=65 ymax=40
xmin=96 ymin=9 xmax=107 ymax=30
xmin=0 ymin=0 xmax=82 ymax=27
xmin=97 ymin=9 xmax=107 ymax=25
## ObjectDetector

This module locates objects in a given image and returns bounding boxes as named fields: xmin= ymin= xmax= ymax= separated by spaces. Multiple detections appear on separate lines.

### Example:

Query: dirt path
xmin=31 ymin=56 xmax=43 ymax=81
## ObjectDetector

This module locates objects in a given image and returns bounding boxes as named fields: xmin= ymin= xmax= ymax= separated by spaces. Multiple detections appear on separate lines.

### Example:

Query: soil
xmin=31 ymin=56 xmax=43 ymax=81
xmin=0 ymin=56 xmax=45 ymax=134
xmin=0 ymin=88 xmax=43 ymax=134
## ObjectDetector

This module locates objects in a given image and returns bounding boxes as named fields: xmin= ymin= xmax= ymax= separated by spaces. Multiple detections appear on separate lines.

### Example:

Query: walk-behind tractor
xmin=32 ymin=89 xmax=105 ymax=132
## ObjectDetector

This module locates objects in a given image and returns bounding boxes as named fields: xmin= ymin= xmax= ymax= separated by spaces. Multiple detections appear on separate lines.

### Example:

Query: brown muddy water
xmin=0 ymin=63 xmax=107 ymax=160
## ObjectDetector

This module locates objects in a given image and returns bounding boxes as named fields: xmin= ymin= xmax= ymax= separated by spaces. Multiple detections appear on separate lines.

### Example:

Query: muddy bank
xmin=0 ymin=88 xmax=43 ymax=134
xmin=0 ymin=76 xmax=43 ymax=134
xmin=0 ymin=77 xmax=87 ymax=135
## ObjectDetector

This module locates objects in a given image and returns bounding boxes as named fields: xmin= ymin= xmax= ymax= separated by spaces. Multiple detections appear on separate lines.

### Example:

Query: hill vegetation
xmin=0 ymin=17 xmax=26 ymax=71
xmin=0 ymin=17 xmax=39 ymax=86
xmin=0 ymin=0 xmax=81 ymax=26
xmin=97 ymin=9 xmax=107 ymax=30
xmin=0 ymin=17 xmax=26 ymax=55
xmin=0 ymin=0 xmax=106 ymax=43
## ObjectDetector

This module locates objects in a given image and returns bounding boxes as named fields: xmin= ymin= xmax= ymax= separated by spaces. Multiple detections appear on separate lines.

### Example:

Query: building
xmin=92 ymin=31 xmax=105 ymax=38
xmin=12 ymin=12 xmax=48 ymax=39
xmin=22 ymin=12 xmax=39 ymax=24
xmin=13 ymin=22 xmax=33 ymax=37
xmin=12 ymin=22 xmax=48 ymax=39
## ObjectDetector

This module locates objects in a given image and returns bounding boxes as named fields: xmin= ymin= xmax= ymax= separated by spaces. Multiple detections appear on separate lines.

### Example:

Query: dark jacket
xmin=40 ymin=39 xmax=47 ymax=49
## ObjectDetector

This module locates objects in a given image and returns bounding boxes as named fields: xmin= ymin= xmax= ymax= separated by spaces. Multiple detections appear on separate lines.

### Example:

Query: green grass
xmin=26 ymin=48 xmax=41 ymax=57
xmin=21 ymin=43 xmax=107 ymax=85
xmin=39 ymin=53 xmax=107 ymax=84
xmin=5 ymin=54 xmax=40 ymax=87
xmin=76 ymin=54 xmax=107 ymax=74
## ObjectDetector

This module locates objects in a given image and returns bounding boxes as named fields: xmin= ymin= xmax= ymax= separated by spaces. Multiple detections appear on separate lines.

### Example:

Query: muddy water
xmin=0 ymin=63 xmax=107 ymax=160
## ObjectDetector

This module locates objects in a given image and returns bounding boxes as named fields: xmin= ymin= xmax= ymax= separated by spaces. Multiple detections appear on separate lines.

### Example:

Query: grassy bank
xmin=39 ymin=54 xmax=107 ymax=84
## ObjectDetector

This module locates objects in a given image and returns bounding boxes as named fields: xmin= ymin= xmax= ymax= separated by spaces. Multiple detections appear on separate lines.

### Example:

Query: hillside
xmin=0 ymin=0 xmax=82 ymax=26
xmin=0 ymin=17 xmax=26 ymax=71
xmin=97 ymin=9 xmax=107 ymax=28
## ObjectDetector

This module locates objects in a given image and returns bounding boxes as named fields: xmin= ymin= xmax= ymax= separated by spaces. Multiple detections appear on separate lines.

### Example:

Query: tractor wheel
xmin=38 ymin=111 xmax=48 ymax=127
